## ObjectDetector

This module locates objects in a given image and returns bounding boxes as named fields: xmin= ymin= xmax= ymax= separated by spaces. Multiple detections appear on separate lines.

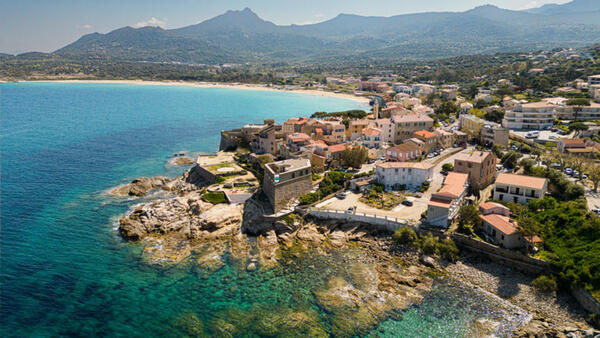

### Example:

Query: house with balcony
xmin=434 ymin=128 xmax=454 ymax=149
xmin=491 ymin=173 xmax=547 ymax=204
xmin=375 ymin=162 xmax=434 ymax=191
xmin=391 ymin=112 xmax=434 ymax=142
xmin=361 ymin=126 xmax=383 ymax=149
xmin=427 ymin=172 xmax=469 ymax=228
xmin=385 ymin=142 xmax=421 ymax=162
xmin=502 ymin=101 xmax=555 ymax=130
xmin=477 ymin=202 xmax=543 ymax=250
xmin=480 ymin=123 xmax=509 ymax=147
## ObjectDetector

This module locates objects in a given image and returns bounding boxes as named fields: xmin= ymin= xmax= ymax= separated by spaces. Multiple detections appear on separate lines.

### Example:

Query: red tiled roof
xmin=479 ymin=214 xmax=518 ymax=235
xmin=377 ymin=162 xmax=434 ymax=170
xmin=496 ymin=173 xmax=547 ymax=190
xmin=287 ymin=133 xmax=311 ymax=143
xmin=362 ymin=127 xmax=381 ymax=137
xmin=414 ymin=130 xmax=437 ymax=139
xmin=328 ymin=143 xmax=348 ymax=153
xmin=435 ymin=172 xmax=468 ymax=199
xmin=480 ymin=202 xmax=509 ymax=211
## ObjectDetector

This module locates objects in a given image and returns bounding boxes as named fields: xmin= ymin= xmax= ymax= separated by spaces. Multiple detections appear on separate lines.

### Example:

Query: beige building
xmin=427 ymin=172 xmax=469 ymax=228
xmin=480 ymin=124 xmax=509 ymax=147
xmin=454 ymin=151 xmax=497 ymax=191
xmin=263 ymin=159 xmax=312 ymax=212
xmin=502 ymin=101 xmax=555 ymax=130
xmin=434 ymin=128 xmax=454 ymax=149
xmin=413 ymin=130 xmax=438 ymax=154
xmin=392 ymin=112 xmax=434 ymax=142
xmin=376 ymin=162 xmax=434 ymax=191
xmin=492 ymin=173 xmax=547 ymax=204
xmin=347 ymin=120 xmax=371 ymax=140
xmin=313 ymin=120 xmax=346 ymax=144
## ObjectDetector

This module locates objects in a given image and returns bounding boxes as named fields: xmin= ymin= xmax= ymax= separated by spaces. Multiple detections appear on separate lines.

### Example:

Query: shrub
xmin=201 ymin=192 xmax=227 ymax=204
xmin=298 ymin=193 xmax=319 ymax=205
xmin=392 ymin=227 xmax=419 ymax=247
xmin=531 ymin=275 xmax=558 ymax=293
xmin=438 ymin=238 xmax=460 ymax=261
xmin=442 ymin=163 xmax=454 ymax=172
xmin=421 ymin=233 xmax=439 ymax=255
xmin=214 ymin=176 xmax=226 ymax=184
xmin=419 ymin=181 xmax=430 ymax=193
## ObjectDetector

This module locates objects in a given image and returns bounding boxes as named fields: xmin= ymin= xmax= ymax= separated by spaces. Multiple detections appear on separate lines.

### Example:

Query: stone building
xmin=263 ymin=158 xmax=312 ymax=212
xmin=454 ymin=151 xmax=497 ymax=191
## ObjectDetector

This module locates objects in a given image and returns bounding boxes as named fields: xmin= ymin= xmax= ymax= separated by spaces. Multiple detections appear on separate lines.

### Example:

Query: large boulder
xmin=110 ymin=176 xmax=170 ymax=197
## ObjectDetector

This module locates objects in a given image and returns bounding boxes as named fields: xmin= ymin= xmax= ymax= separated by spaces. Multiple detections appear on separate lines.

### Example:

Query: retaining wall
xmin=308 ymin=208 xmax=415 ymax=233
xmin=571 ymin=287 xmax=600 ymax=315
xmin=451 ymin=233 xmax=552 ymax=274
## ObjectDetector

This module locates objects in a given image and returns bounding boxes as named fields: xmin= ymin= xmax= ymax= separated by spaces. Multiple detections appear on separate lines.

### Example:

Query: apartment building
xmin=492 ymin=173 xmax=547 ymax=204
xmin=251 ymin=124 xmax=282 ymax=155
xmin=589 ymin=75 xmax=600 ymax=88
xmin=554 ymin=101 xmax=600 ymax=120
xmin=427 ymin=172 xmax=469 ymax=228
xmin=347 ymin=120 xmax=371 ymax=140
xmin=375 ymin=162 xmax=434 ymax=191
xmin=480 ymin=124 xmax=509 ymax=147
xmin=454 ymin=151 xmax=497 ymax=191
xmin=313 ymin=120 xmax=346 ymax=144
xmin=263 ymin=159 xmax=312 ymax=212
xmin=502 ymin=101 xmax=555 ymax=130
xmin=375 ymin=118 xmax=395 ymax=143
xmin=391 ymin=112 xmax=434 ymax=142
xmin=361 ymin=127 xmax=383 ymax=149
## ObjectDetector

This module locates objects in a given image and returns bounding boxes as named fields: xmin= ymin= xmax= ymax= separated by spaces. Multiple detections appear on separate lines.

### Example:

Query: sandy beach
xmin=11 ymin=79 xmax=371 ymax=104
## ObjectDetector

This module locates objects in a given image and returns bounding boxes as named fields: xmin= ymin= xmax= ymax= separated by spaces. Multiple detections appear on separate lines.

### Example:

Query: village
xmin=204 ymin=75 xmax=599 ymax=250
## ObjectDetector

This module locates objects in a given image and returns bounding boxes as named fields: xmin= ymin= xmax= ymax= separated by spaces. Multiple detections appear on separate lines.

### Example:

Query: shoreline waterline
xmin=8 ymin=79 xmax=372 ymax=104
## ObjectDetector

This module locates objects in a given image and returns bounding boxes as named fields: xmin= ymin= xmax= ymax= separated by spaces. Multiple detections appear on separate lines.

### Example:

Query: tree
xmin=569 ymin=122 xmax=588 ymax=132
xmin=435 ymin=101 xmax=458 ymax=115
xmin=457 ymin=204 xmax=482 ymax=235
xmin=588 ymin=165 xmax=600 ymax=192
xmin=341 ymin=146 xmax=368 ymax=168
xmin=492 ymin=144 xmax=505 ymax=158
xmin=516 ymin=217 xmax=540 ymax=254
xmin=519 ymin=158 xmax=536 ymax=174
xmin=501 ymin=151 xmax=522 ymax=169
xmin=484 ymin=109 xmax=505 ymax=123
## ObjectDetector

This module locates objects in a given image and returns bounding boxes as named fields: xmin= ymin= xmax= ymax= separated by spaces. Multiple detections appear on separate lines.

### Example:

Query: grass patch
xmin=201 ymin=191 xmax=227 ymax=204
xmin=359 ymin=191 xmax=404 ymax=210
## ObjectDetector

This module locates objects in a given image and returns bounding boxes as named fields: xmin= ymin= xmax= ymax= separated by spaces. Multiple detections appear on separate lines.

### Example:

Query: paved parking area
xmin=315 ymin=147 xmax=473 ymax=221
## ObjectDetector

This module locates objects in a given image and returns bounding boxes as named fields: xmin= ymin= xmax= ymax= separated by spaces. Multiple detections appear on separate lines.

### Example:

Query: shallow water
xmin=0 ymin=82 xmax=527 ymax=337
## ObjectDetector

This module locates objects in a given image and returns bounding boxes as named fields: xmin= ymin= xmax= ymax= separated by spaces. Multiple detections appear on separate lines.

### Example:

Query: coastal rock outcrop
xmin=110 ymin=176 xmax=171 ymax=197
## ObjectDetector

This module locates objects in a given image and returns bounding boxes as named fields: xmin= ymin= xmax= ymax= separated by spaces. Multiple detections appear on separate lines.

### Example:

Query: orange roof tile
xmin=480 ymin=202 xmax=509 ymax=211
xmin=435 ymin=172 xmax=468 ymax=199
xmin=414 ymin=130 xmax=437 ymax=139
xmin=377 ymin=162 xmax=434 ymax=170
xmin=479 ymin=214 xmax=518 ymax=235
xmin=328 ymin=143 xmax=348 ymax=153
xmin=496 ymin=173 xmax=547 ymax=190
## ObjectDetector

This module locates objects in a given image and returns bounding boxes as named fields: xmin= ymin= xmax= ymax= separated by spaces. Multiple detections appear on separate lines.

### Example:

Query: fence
xmin=307 ymin=207 xmax=415 ymax=233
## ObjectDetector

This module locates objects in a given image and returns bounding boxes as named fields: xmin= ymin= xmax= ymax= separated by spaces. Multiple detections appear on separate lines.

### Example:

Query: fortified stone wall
xmin=270 ymin=175 xmax=312 ymax=212
xmin=571 ymin=287 xmax=600 ymax=315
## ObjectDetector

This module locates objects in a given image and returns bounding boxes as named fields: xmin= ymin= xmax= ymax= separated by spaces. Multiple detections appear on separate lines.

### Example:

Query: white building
xmin=375 ymin=162 xmax=434 ymax=191
xmin=589 ymin=75 xmax=600 ymax=88
xmin=426 ymin=172 xmax=469 ymax=228
xmin=502 ymin=101 xmax=555 ymax=130
xmin=491 ymin=173 xmax=547 ymax=204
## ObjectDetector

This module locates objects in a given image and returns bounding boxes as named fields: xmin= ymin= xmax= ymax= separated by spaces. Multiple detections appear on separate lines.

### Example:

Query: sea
xmin=0 ymin=82 xmax=529 ymax=337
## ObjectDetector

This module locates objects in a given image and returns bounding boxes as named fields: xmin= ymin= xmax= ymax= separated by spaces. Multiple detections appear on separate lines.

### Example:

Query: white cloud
xmin=521 ymin=1 xmax=540 ymax=9
xmin=81 ymin=24 xmax=92 ymax=29
xmin=133 ymin=17 xmax=167 ymax=29
xmin=315 ymin=13 xmax=324 ymax=19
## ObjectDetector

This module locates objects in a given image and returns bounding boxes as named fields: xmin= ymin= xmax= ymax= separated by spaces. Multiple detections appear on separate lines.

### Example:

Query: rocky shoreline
xmin=109 ymin=162 xmax=598 ymax=337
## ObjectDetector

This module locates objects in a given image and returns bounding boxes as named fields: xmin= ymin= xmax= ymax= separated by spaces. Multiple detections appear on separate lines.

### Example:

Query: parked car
xmin=511 ymin=145 xmax=518 ymax=151
xmin=346 ymin=206 xmax=356 ymax=214
xmin=427 ymin=153 xmax=435 ymax=158
xmin=402 ymin=200 xmax=413 ymax=207
xmin=582 ymin=174 xmax=588 ymax=180
xmin=592 ymin=208 xmax=600 ymax=215
xmin=336 ymin=191 xmax=347 ymax=199
xmin=565 ymin=168 xmax=572 ymax=175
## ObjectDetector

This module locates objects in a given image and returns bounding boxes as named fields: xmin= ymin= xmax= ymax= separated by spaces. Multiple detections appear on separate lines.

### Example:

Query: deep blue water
xmin=0 ymin=82 xmax=527 ymax=337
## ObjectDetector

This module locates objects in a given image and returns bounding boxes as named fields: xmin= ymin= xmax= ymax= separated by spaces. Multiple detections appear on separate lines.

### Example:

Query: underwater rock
xmin=195 ymin=242 xmax=226 ymax=272
xmin=171 ymin=156 xmax=195 ymax=166
xmin=257 ymin=230 xmax=281 ymax=269
xmin=173 ymin=312 xmax=205 ymax=337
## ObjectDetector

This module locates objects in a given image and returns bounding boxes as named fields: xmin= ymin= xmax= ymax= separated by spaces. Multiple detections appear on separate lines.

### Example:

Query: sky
xmin=0 ymin=0 xmax=571 ymax=54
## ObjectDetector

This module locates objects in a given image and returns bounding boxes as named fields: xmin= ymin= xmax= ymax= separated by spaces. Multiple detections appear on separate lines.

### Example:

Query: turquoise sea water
xmin=0 ymin=82 xmax=527 ymax=337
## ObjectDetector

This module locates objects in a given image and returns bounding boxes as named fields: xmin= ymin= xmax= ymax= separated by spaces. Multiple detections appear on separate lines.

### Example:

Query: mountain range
xmin=54 ymin=0 xmax=600 ymax=64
